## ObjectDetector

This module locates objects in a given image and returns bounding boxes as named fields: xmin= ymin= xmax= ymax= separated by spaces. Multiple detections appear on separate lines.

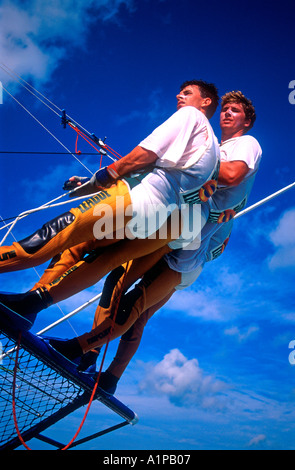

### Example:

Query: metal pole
xmin=234 ymin=181 xmax=295 ymax=219
xmin=37 ymin=293 xmax=102 ymax=335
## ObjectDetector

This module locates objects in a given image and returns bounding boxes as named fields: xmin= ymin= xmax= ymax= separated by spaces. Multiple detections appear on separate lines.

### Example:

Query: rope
xmin=0 ymin=62 xmax=118 ymax=147
xmin=68 ymin=121 xmax=122 ymax=162
xmin=0 ymin=151 xmax=104 ymax=155
xmin=0 ymin=62 xmax=93 ymax=137
xmin=60 ymin=261 xmax=129 ymax=451
xmin=0 ymin=63 xmax=61 ymax=118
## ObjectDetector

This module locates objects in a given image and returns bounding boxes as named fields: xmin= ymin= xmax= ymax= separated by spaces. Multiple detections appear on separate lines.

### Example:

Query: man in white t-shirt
xmin=46 ymin=90 xmax=261 ymax=382
xmin=0 ymin=80 xmax=220 ymax=317
xmin=166 ymin=103 xmax=262 ymax=285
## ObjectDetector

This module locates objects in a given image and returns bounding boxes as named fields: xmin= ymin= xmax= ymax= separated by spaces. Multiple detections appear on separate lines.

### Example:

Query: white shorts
xmin=175 ymin=264 xmax=204 ymax=290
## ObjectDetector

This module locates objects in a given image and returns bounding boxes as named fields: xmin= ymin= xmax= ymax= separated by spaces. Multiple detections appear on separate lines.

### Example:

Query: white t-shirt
xmin=165 ymin=134 xmax=262 ymax=274
xmin=126 ymin=106 xmax=220 ymax=238
xmin=209 ymin=135 xmax=262 ymax=216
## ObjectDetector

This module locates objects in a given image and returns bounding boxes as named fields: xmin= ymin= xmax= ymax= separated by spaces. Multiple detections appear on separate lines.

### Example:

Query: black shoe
xmin=77 ymin=348 xmax=101 ymax=372
xmin=48 ymin=337 xmax=83 ymax=362
xmin=0 ymin=288 xmax=52 ymax=320
xmin=98 ymin=371 xmax=119 ymax=395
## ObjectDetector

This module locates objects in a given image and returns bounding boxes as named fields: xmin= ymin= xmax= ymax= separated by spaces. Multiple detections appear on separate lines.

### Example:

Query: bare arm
xmin=111 ymin=146 xmax=158 ymax=177
xmin=218 ymin=160 xmax=249 ymax=186
xmin=64 ymin=146 xmax=158 ymax=195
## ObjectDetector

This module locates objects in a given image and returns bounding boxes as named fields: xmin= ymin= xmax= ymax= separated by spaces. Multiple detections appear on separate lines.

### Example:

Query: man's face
xmin=176 ymin=85 xmax=205 ymax=111
xmin=220 ymin=101 xmax=251 ymax=135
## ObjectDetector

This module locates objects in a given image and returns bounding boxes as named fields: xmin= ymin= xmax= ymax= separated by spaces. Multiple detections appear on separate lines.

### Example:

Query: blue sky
xmin=0 ymin=0 xmax=295 ymax=451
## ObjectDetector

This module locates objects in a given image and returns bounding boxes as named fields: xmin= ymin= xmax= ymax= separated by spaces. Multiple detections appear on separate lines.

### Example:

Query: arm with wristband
xmin=63 ymin=146 xmax=158 ymax=197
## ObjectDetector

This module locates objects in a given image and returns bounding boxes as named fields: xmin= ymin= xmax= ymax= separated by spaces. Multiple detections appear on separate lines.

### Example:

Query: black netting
xmin=0 ymin=330 xmax=85 ymax=449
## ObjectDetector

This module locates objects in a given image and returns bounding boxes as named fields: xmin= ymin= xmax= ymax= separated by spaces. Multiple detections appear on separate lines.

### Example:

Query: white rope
xmin=0 ymin=63 xmax=61 ymax=117
xmin=0 ymin=73 xmax=102 ymax=337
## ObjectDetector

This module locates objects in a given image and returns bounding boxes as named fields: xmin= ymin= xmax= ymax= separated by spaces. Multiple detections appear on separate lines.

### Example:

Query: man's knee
xmin=18 ymin=211 xmax=76 ymax=254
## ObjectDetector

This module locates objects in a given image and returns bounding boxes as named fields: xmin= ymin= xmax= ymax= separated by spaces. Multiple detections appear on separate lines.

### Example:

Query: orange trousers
xmin=77 ymin=257 xmax=180 ymax=353
xmin=105 ymin=293 xmax=174 ymax=380
xmin=0 ymin=181 xmax=131 ymax=272
xmin=1 ymin=180 xmax=179 ymax=303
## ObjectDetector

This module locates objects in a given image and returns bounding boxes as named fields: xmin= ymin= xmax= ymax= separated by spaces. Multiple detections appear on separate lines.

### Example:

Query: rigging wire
xmin=0 ymin=62 xmax=97 ymax=137
xmin=0 ymin=63 xmax=61 ymax=117
xmin=1 ymin=85 xmax=93 ymax=174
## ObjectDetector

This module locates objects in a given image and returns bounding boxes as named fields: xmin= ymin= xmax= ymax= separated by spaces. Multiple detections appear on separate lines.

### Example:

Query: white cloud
xmin=269 ymin=208 xmax=295 ymax=247
xmin=224 ymin=325 xmax=259 ymax=342
xmin=165 ymin=263 xmax=245 ymax=323
xmin=248 ymin=434 xmax=266 ymax=447
xmin=267 ymin=208 xmax=295 ymax=269
xmin=139 ymin=348 xmax=228 ymax=409
xmin=0 ymin=0 xmax=135 ymax=86
xmin=169 ymin=289 xmax=224 ymax=321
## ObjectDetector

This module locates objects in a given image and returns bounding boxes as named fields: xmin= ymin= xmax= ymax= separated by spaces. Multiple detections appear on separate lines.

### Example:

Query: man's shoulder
xmin=229 ymin=135 xmax=262 ymax=153
xmin=177 ymin=105 xmax=205 ymax=119
xmin=237 ymin=134 xmax=260 ymax=146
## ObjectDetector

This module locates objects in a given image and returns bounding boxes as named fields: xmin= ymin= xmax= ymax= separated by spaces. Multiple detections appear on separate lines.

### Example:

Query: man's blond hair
xmin=221 ymin=91 xmax=256 ymax=130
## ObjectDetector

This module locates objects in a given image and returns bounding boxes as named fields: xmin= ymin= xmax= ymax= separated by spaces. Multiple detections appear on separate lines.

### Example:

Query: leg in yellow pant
xmin=0 ymin=236 xmax=173 ymax=320
xmin=32 ymin=239 xmax=100 ymax=290
xmin=98 ymin=295 xmax=173 ymax=393
xmin=76 ymin=257 xmax=180 ymax=353
xmin=0 ymin=180 xmax=131 ymax=272
xmin=48 ymin=255 xmax=178 ymax=376
xmin=39 ymin=234 xmax=174 ymax=305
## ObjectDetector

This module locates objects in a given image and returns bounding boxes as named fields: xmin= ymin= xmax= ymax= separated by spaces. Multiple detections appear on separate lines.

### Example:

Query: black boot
xmin=77 ymin=347 xmax=101 ymax=372
xmin=49 ymin=337 xmax=83 ymax=361
xmin=0 ymin=288 xmax=52 ymax=319
xmin=98 ymin=370 xmax=119 ymax=395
